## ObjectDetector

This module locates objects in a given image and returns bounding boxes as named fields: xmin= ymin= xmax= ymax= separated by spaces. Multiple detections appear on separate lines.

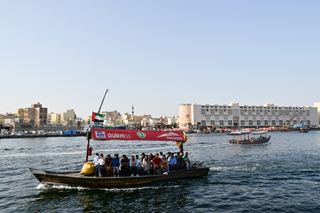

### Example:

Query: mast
xmin=85 ymin=88 xmax=109 ymax=162
xmin=98 ymin=89 xmax=109 ymax=113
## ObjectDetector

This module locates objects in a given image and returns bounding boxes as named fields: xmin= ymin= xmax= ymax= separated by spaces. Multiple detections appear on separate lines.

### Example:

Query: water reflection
xmin=27 ymin=181 xmax=202 ymax=212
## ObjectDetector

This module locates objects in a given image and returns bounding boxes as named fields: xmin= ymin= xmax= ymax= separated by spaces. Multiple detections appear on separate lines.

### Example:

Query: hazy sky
xmin=0 ymin=1 xmax=319 ymax=118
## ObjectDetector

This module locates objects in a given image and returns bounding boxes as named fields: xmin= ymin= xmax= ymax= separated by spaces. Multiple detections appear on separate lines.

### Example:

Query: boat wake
xmin=209 ymin=164 xmax=259 ymax=172
xmin=36 ymin=183 xmax=181 ymax=192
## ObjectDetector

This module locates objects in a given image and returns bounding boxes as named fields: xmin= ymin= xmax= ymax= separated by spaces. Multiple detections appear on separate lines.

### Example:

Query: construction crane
xmin=283 ymin=111 xmax=302 ymax=128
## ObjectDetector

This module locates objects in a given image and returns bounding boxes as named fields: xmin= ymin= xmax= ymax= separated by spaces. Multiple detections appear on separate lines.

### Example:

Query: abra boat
xmin=30 ymin=128 xmax=209 ymax=189
xmin=29 ymin=166 xmax=209 ymax=189
xmin=228 ymin=130 xmax=271 ymax=145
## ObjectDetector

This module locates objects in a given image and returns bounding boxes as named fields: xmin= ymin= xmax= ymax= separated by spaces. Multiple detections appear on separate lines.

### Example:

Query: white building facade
xmin=179 ymin=103 xmax=318 ymax=129
xmin=313 ymin=102 xmax=320 ymax=124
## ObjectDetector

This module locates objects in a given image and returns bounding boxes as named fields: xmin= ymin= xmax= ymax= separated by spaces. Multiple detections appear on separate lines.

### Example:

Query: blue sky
xmin=0 ymin=1 xmax=319 ymax=118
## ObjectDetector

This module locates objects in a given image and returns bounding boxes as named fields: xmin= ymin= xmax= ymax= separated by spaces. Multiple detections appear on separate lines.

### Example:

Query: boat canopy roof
xmin=91 ymin=128 xmax=187 ymax=142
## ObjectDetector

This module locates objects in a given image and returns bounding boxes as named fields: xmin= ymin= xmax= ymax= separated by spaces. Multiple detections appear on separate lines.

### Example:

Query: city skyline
xmin=1 ymin=1 xmax=320 ymax=118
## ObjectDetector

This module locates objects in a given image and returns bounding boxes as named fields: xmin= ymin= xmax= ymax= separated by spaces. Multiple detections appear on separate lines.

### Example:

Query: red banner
xmin=91 ymin=128 xmax=187 ymax=142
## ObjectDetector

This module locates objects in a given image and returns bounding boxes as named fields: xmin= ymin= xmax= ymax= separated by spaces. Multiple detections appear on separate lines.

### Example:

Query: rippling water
xmin=1 ymin=132 xmax=320 ymax=212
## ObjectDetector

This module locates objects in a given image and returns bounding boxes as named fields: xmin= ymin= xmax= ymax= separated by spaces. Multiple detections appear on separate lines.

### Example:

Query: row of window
xmin=201 ymin=109 xmax=309 ymax=115
xmin=201 ymin=105 xmax=309 ymax=110
xmin=201 ymin=120 xmax=311 ymax=126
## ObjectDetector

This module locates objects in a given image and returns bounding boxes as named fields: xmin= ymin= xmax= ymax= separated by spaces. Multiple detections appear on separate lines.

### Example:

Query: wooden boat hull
xmin=29 ymin=167 xmax=209 ymax=189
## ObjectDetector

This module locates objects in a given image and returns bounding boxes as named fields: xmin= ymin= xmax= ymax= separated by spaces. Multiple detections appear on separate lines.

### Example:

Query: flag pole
xmin=98 ymin=89 xmax=109 ymax=113
xmin=85 ymin=88 xmax=108 ymax=162
xmin=85 ymin=131 xmax=91 ymax=162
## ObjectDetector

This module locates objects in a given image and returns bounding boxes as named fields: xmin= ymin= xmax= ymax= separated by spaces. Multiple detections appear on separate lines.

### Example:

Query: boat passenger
xmin=183 ymin=152 xmax=191 ymax=170
xmin=129 ymin=155 xmax=137 ymax=176
xmin=152 ymin=153 xmax=162 ymax=175
xmin=93 ymin=153 xmax=99 ymax=166
xmin=97 ymin=153 xmax=106 ymax=177
xmin=168 ymin=153 xmax=177 ymax=171
xmin=93 ymin=153 xmax=100 ymax=176
xmin=149 ymin=153 xmax=155 ymax=174
xmin=141 ymin=153 xmax=146 ymax=162
xmin=176 ymin=152 xmax=186 ymax=170
xmin=111 ymin=154 xmax=120 ymax=177
xmin=120 ymin=155 xmax=130 ymax=176
xmin=142 ymin=155 xmax=151 ymax=175
xmin=160 ymin=152 xmax=168 ymax=173
xmin=135 ymin=155 xmax=141 ymax=176
xmin=104 ymin=154 xmax=113 ymax=177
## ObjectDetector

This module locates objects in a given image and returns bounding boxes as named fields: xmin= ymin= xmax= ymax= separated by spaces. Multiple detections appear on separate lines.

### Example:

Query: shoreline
xmin=0 ymin=133 xmax=86 ymax=139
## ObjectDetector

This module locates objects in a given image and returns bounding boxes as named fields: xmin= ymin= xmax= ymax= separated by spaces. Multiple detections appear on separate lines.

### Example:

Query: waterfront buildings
xmin=17 ymin=102 xmax=48 ymax=127
xmin=47 ymin=109 xmax=77 ymax=126
xmin=179 ymin=103 xmax=319 ymax=130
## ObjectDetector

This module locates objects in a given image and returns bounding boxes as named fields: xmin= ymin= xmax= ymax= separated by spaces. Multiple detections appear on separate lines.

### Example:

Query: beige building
xmin=48 ymin=112 xmax=62 ymax=125
xmin=100 ymin=111 xmax=123 ymax=126
xmin=61 ymin=109 xmax=77 ymax=126
xmin=179 ymin=103 xmax=319 ymax=129
xmin=0 ymin=114 xmax=5 ymax=125
xmin=17 ymin=102 xmax=48 ymax=127
xmin=123 ymin=113 xmax=144 ymax=125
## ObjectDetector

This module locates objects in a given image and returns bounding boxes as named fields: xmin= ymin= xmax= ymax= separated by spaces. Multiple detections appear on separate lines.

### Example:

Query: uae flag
xmin=92 ymin=112 xmax=105 ymax=122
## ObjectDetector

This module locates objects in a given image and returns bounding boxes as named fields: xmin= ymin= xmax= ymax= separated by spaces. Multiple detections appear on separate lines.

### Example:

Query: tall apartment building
xmin=0 ymin=114 xmax=5 ymax=125
xmin=179 ymin=103 xmax=319 ymax=129
xmin=17 ymin=102 xmax=48 ymax=127
xmin=48 ymin=112 xmax=62 ymax=125
xmin=61 ymin=109 xmax=77 ymax=126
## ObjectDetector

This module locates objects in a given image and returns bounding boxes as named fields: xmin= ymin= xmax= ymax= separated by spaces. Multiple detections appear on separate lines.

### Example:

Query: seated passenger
xmin=104 ymin=154 xmax=113 ymax=177
xmin=93 ymin=153 xmax=100 ymax=176
xmin=135 ymin=155 xmax=142 ymax=176
xmin=149 ymin=153 xmax=155 ymax=174
xmin=141 ymin=153 xmax=146 ymax=162
xmin=176 ymin=152 xmax=186 ymax=170
xmin=111 ymin=154 xmax=120 ymax=177
xmin=183 ymin=152 xmax=191 ymax=170
xmin=129 ymin=155 xmax=137 ymax=176
xmin=168 ymin=153 xmax=177 ymax=171
xmin=160 ymin=153 xmax=168 ymax=172
xmin=97 ymin=153 xmax=106 ymax=177
xmin=152 ymin=153 xmax=162 ymax=174
xmin=120 ymin=155 xmax=130 ymax=176
xmin=142 ymin=155 xmax=151 ymax=175
xmin=93 ymin=153 xmax=99 ymax=166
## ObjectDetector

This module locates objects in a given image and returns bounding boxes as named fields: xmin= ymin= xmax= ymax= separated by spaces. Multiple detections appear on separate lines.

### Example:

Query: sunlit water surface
xmin=1 ymin=132 xmax=320 ymax=212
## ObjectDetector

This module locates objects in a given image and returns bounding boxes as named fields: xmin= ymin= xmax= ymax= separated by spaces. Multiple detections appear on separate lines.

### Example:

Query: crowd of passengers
xmin=92 ymin=151 xmax=191 ymax=177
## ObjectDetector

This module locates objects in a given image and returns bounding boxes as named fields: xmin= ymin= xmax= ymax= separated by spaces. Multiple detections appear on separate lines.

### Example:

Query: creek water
xmin=1 ymin=131 xmax=320 ymax=212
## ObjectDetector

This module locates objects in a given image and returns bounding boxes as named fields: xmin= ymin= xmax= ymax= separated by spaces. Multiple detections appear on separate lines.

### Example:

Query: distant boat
xmin=293 ymin=124 xmax=310 ymax=133
xmin=299 ymin=127 xmax=309 ymax=133
xmin=228 ymin=130 xmax=271 ymax=144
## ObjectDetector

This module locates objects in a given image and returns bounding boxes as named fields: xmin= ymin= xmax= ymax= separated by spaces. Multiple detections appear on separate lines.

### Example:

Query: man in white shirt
xmin=97 ymin=153 xmax=106 ymax=177
xmin=93 ymin=153 xmax=99 ymax=166
xmin=93 ymin=153 xmax=99 ymax=176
